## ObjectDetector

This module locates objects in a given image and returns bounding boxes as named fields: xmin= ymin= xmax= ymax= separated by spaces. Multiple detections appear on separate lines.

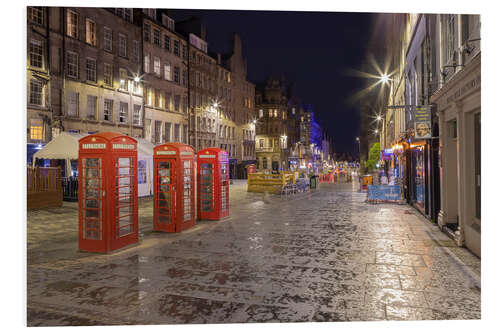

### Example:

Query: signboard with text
xmin=367 ymin=185 xmax=402 ymax=203
xmin=414 ymin=105 xmax=432 ymax=139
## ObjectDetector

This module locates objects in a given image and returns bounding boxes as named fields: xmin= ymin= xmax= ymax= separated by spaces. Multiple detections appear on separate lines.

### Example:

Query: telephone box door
xmin=112 ymin=156 xmax=137 ymax=250
xmin=178 ymin=159 xmax=194 ymax=232
xmin=80 ymin=157 xmax=105 ymax=251
xmin=220 ymin=162 xmax=229 ymax=215
xmin=199 ymin=161 xmax=215 ymax=218
xmin=154 ymin=159 xmax=176 ymax=232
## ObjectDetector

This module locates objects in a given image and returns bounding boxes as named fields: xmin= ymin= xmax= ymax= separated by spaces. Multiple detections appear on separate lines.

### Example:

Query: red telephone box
xmin=78 ymin=132 xmax=138 ymax=253
xmin=153 ymin=143 xmax=195 ymax=232
xmin=196 ymin=148 xmax=229 ymax=220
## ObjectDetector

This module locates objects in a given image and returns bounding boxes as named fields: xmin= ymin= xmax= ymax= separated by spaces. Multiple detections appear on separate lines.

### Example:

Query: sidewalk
xmin=27 ymin=179 xmax=481 ymax=325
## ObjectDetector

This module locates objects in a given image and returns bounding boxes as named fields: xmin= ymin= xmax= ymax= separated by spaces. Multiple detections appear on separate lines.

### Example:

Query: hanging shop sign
xmin=382 ymin=148 xmax=394 ymax=161
xmin=414 ymin=105 xmax=432 ymax=139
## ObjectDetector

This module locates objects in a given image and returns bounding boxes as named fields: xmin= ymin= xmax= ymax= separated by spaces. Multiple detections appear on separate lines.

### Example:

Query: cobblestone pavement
xmin=27 ymin=179 xmax=481 ymax=326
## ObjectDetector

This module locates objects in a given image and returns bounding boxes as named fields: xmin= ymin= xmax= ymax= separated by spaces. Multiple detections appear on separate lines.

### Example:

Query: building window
xmin=133 ymin=104 xmax=141 ymax=125
xmin=103 ymin=99 xmax=113 ymax=121
xmin=165 ymin=122 xmax=171 ymax=142
xmin=87 ymin=95 xmax=97 ymax=120
xmin=29 ymin=79 xmax=43 ymax=105
xmin=86 ymin=58 xmax=96 ymax=82
xmin=30 ymin=119 xmax=43 ymax=141
xmin=164 ymin=34 xmax=170 ymax=51
xmin=154 ymin=120 xmax=162 ymax=143
xmin=174 ymin=95 xmax=180 ymax=112
xmin=262 ymin=157 xmax=267 ymax=169
xmin=174 ymin=124 xmax=180 ymax=141
xmin=173 ymin=40 xmax=180 ymax=56
xmin=67 ymin=10 xmax=78 ymax=38
xmin=183 ymin=125 xmax=188 ymax=143
xmin=174 ymin=66 xmax=180 ymax=83
xmin=66 ymin=51 xmax=78 ymax=78
xmin=119 ymin=102 xmax=128 ymax=123
xmin=29 ymin=39 xmax=43 ymax=68
xmin=66 ymin=92 xmax=79 ymax=117
xmin=103 ymin=63 xmax=113 ymax=86
xmin=153 ymin=29 xmax=160 ymax=46
xmin=144 ymin=54 xmax=150 ymax=73
xmin=85 ymin=19 xmax=96 ymax=46
xmin=119 ymin=68 xmax=128 ymax=91
xmin=132 ymin=40 xmax=139 ymax=63
xmin=118 ymin=34 xmax=127 ymax=57
xmin=164 ymin=62 xmax=171 ymax=80
xmin=183 ymin=96 xmax=188 ymax=113
xmin=103 ymin=27 xmax=112 ymax=52
xmin=153 ymin=57 xmax=160 ymax=76
xmin=154 ymin=89 xmax=160 ymax=108
xmin=144 ymin=23 xmax=150 ymax=42
xmin=28 ymin=7 xmax=43 ymax=25
xmin=182 ymin=45 xmax=187 ymax=59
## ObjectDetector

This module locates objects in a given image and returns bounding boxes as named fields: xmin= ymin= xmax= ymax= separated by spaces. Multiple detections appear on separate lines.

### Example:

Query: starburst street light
xmin=379 ymin=73 xmax=390 ymax=84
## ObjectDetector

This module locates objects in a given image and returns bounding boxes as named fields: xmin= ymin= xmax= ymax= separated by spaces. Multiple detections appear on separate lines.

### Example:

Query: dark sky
xmin=170 ymin=9 xmax=375 ymax=154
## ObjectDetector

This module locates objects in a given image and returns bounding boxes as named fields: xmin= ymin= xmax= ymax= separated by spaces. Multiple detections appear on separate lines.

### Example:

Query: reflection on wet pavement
xmin=27 ymin=180 xmax=480 ymax=325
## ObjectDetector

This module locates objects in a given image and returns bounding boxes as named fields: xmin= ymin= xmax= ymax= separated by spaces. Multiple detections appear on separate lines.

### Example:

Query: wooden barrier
xmin=247 ymin=172 xmax=295 ymax=194
xmin=27 ymin=166 xmax=63 ymax=209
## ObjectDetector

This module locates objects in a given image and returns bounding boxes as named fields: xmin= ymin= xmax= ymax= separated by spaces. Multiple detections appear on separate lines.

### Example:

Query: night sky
xmin=170 ymin=9 xmax=375 ymax=154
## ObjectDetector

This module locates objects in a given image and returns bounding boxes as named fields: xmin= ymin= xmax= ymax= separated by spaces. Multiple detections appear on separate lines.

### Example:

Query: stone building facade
xmin=139 ymin=9 xmax=188 ymax=145
xmin=49 ymin=8 xmax=144 ymax=137
xmin=220 ymin=34 xmax=256 ymax=178
xmin=27 ymin=7 xmax=51 ymax=149
xmin=431 ymin=14 xmax=481 ymax=257
xmin=255 ymin=77 xmax=289 ymax=173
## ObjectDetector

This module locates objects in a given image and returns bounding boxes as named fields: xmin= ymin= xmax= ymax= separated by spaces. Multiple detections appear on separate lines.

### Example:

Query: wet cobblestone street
xmin=27 ymin=180 xmax=481 ymax=326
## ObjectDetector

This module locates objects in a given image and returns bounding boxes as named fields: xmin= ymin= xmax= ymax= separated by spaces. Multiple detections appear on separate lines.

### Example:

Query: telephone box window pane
xmin=116 ymin=157 xmax=134 ymax=237
xmin=200 ymin=163 xmax=214 ymax=212
xmin=221 ymin=163 xmax=228 ymax=211
xmin=157 ymin=161 xmax=174 ymax=224
xmin=183 ymin=160 xmax=192 ymax=220
xmin=83 ymin=158 xmax=102 ymax=240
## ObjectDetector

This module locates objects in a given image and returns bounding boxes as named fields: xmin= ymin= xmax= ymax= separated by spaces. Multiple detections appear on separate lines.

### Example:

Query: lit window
xmin=119 ymin=68 xmax=128 ymax=91
xmin=66 ymin=51 xmax=78 ymax=78
xmin=154 ymin=57 xmax=160 ymax=76
xmin=133 ymin=105 xmax=141 ymax=125
xmin=119 ymin=102 xmax=128 ymax=123
xmin=118 ymin=33 xmax=127 ymax=57
xmin=30 ymin=119 xmax=43 ymax=140
xmin=87 ymin=95 xmax=97 ymax=120
xmin=103 ymin=99 xmax=113 ymax=121
xmin=29 ymin=39 xmax=43 ymax=68
xmin=29 ymin=79 xmax=43 ymax=105
xmin=67 ymin=10 xmax=78 ymax=38
xmin=164 ymin=62 xmax=171 ymax=80
xmin=86 ymin=58 xmax=96 ymax=82
xmin=85 ymin=19 xmax=96 ymax=46
xmin=103 ymin=27 xmax=112 ymax=52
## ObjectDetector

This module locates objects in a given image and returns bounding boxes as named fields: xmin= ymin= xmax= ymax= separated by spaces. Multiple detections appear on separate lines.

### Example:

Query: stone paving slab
xmin=26 ymin=180 xmax=481 ymax=325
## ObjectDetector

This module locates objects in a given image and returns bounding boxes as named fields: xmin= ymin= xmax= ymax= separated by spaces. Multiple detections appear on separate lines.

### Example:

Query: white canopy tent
xmin=33 ymin=132 xmax=155 ymax=197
